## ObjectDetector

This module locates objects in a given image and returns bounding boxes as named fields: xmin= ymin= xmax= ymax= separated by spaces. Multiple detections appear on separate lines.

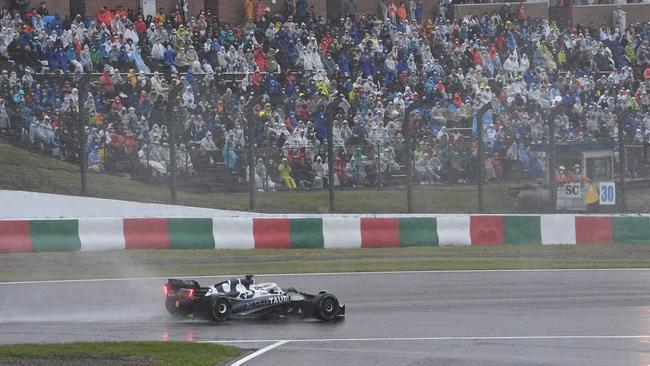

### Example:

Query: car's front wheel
xmin=210 ymin=296 xmax=231 ymax=322
xmin=313 ymin=294 xmax=340 ymax=321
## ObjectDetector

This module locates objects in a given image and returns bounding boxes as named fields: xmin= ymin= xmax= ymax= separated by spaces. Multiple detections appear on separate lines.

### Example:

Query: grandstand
xmin=1 ymin=0 xmax=650 ymax=211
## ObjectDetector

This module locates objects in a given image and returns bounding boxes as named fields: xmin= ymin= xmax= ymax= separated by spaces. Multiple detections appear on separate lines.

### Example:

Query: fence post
xmin=146 ymin=140 xmax=150 ymax=170
xmin=476 ymin=103 xmax=493 ymax=213
xmin=404 ymin=101 xmax=430 ymax=213
xmin=404 ymin=115 xmax=414 ymax=213
xmin=248 ymin=139 xmax=255 ymax=210
xmin=376 ymin=140 xmax=382 ymax=187
xmin=265 ymin=160 xmax=269 ymax=193
xmin=185 ymin=148 xmax=189 ymax=174
xmin=547 ymin=107 xmax=560 ymax=212
xmin=618 ymin=110 xmax=633 ymax=211
xmin=78 ymin=74 xmax=89 ymax=196
xmin=167 ymin=80 xmax=184 ymax=205
xmin=246 ymin=96 xmax=260 ymax=212
xmin=326 ymin=96 xmax=344 ymax=212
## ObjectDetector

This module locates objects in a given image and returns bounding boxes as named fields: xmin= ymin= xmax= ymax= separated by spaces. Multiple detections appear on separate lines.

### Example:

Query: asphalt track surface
xmin=1 ymin=270 xmax=650 ymax=365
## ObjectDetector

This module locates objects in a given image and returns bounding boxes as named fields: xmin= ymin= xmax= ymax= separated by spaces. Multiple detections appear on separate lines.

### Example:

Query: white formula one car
xmin=164 ymin=275 xmax=345 ymax=322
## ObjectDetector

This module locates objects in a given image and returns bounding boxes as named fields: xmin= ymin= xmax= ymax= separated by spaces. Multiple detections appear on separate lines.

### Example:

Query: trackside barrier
xmin=1 ymin=215 xmax=650 ymax=253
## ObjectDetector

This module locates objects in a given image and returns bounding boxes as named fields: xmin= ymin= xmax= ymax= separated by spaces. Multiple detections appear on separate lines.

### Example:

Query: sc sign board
xmin=563 ymin=183 xmax=582 ymax=197
xmin=599 ymin=182 xmax=616 ymax=205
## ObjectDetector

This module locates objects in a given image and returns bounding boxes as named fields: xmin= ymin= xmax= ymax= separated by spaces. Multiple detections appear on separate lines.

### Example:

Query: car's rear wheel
xmin=165 ymin=298 xmax=190 ymax=318
xmin=210 ymin=296 xmax=231 ymax=322
xmin=313 ymin=294 xmax=340 ymax=321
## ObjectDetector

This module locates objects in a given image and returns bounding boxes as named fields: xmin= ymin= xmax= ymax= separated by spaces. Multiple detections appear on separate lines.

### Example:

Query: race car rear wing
xmin=164 ymin=279 xmax=211 ymax=298
xmin=166 ymin=278 xmax=200 ymax=289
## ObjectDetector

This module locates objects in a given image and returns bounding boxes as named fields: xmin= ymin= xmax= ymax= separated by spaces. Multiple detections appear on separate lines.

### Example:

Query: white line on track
xmin=1 ymin=268 xmax=649 ymax=285
xmin=203 ymin=335 xmax=650 ymax=345
xmin=229 ymin=340 xmax=288 ymax=366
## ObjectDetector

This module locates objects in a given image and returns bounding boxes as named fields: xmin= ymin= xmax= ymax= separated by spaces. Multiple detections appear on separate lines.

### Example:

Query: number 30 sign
xmin=599 ymin=182 xmax=616 ymax=205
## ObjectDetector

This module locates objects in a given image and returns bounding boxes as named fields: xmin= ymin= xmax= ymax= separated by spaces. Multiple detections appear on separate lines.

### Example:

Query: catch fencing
xmin=4 ymin=72 xmax=650 ymax=213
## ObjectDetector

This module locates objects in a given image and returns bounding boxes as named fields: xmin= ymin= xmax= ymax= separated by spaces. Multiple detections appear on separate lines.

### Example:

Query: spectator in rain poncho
xmin=223 ymin=141 xmax=238 ymax=169
xmin=255 ymin=157 xmax=276 ymax=191
xmin=182 ymin=85 xmax=196 ymax=109
xmin=141 ymin=139 xmax=169 ymax=176
xmin=133 ymin=46 xmax=151 ymax=74
xmin=176 ymin=143 xmax=195 ymax=174
xmin=199 ymin=131 xmax=218 ymax=164
xmin=278 ymin=157 xmax=297 ymax=189
xmin=28 ymin=115 xmax=56 ymax=151
xmin=311 ymin=155 xmax=328 ymax=188
xmin=0 ymin=100 xmax=9 ymax=130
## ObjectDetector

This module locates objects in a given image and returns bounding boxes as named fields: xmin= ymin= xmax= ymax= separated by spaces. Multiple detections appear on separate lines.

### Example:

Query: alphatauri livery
xmin=164 ymin=275 xmax=345 ymax=322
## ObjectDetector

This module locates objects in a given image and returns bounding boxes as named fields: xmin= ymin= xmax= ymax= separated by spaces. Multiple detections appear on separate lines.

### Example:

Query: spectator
xmin=244 ymin=0 xmax=254 ymax=23
xmin=35 ymin=2 xmax=47 ymax=16
xmin=278 ymin=157 xmax=296 ymax=189
xmin=568 ymin=164 xmax=591 ymax=184
xmin=0 ymin=100 xmax=9 ymax=131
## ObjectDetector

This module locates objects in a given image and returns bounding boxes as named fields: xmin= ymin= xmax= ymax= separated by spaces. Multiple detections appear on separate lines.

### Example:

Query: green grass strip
xmin=3 ymin=245 xmax=648 ymax=282
xmin=0 ymin=342 xmax=241 ymax=366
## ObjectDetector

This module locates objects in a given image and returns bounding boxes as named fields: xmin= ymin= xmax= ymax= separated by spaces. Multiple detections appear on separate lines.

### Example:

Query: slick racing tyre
xmin=165 ymin=298 xmax=190 ymax=318
xmin=313 ymin=294 xmax=340 ymax=321
xmin=210 ymin=296 xmax=231 ymax=322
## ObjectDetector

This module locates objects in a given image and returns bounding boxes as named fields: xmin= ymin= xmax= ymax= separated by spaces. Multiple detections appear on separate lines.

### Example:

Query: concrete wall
xmin=44 ymin=0 xmax=204 ymax=19
xmin=570 ymin=3 xmax=650 ymax=28
xmin=352 ymin=0 xmax=438 ymax=20
xmin=0 ymin=190 xmax=248 ymax=219
xmin=1 ymin=214 xmax=649 ymax=252
xmin=33 ymin=0 xmax=650 ymax=27
xmin=37 ymin=0 xmax=443 ymax=23
xmin=85 ymin=0 xmax=205 ymax=19
xmin=453 ymin=1 xmax=548 ymax=19
xmin=41 ymin=0 xmax=70 ymax=17
xmin=216 ymin=0 xmax=327 ymax=25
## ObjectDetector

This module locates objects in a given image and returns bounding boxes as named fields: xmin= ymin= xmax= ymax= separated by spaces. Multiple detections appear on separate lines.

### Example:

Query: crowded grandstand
xmin=0 ymin=0 xmax=649 ymax=192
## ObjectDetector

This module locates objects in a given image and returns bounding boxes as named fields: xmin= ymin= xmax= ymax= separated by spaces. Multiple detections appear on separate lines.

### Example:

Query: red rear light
xmin=163 ymin=285 xmax=169 ymax=296
xmin=187 ymin=289 xmax=194 ymax=298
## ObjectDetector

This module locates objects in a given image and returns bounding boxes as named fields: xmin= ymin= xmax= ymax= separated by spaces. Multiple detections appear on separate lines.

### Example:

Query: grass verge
xmin=0 ymin=246 xmax=648 ymax=282
xmin=0 ymin=342 xmax=241 ymax=366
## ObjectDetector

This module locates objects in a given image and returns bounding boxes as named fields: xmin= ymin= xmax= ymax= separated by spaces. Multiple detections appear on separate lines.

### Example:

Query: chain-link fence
xmin=3 ymin=71 xmax=650 ymax=213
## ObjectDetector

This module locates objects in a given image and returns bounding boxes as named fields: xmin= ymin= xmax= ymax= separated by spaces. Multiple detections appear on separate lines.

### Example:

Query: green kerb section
xmin=29 ymin=220 xmax=81 ymax=252
xmin=290 ymin=218 xmax=324 ymax=249
xmin=399 ymin=218 xmax=438 ymax=247
xmin=504 ymin=216 xmax=541 ymax=245
xmin=168 ymin=218 xmax=215 ymax=249
xmin=613 ymin=217 xmax=650 ymax=244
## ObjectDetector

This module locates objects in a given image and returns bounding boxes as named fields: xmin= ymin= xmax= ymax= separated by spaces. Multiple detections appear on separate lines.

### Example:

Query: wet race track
xmin=1 ymin=270 xmax=650 ymax=366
